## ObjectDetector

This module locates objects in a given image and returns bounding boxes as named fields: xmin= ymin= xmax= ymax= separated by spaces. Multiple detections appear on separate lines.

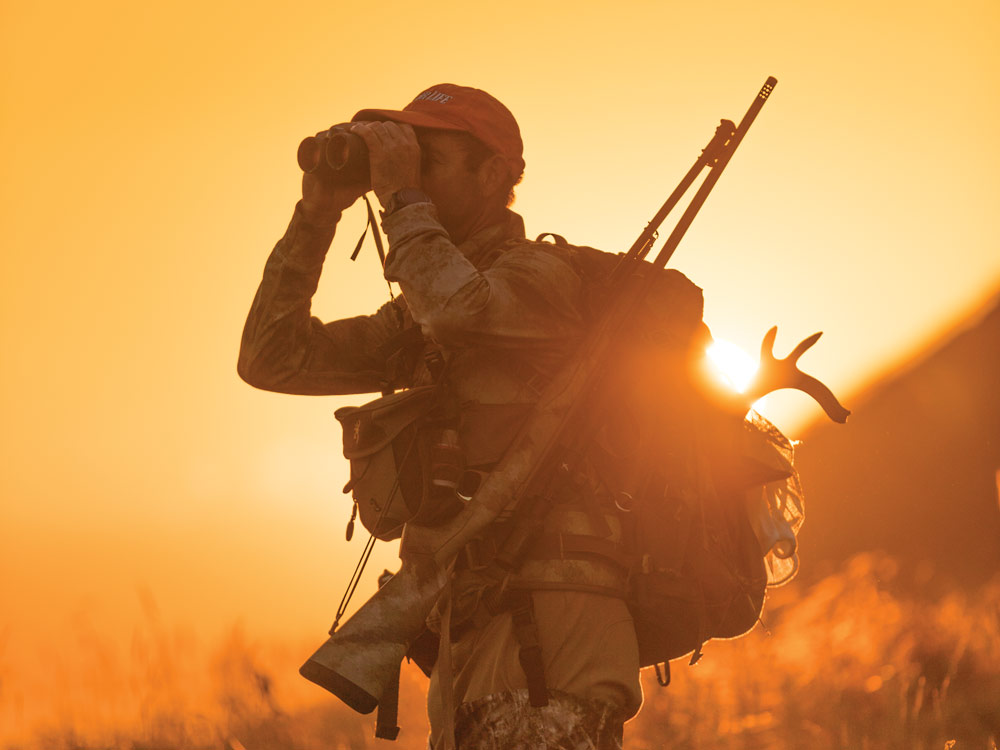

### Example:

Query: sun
xmin=706 ymin=339 xmax=758 ymax=393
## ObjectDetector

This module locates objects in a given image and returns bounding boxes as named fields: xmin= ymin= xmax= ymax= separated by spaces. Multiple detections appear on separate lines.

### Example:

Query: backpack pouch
xmin=336 ymin=386 xmax=438 ymax=541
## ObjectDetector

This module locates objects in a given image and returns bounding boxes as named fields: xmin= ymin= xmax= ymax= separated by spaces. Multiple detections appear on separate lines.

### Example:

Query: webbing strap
xmin=437 ymin=578 xmax=457 ymax=750
xmin=527 ymin=532 xmax=633 ymax=570
xmin=508 ymin=590 xmax=548 ymax=707
xmin=535 ymin=232 xmax=568 ymax=245
xmin=374 ymin=661 xmax=401 ymax=740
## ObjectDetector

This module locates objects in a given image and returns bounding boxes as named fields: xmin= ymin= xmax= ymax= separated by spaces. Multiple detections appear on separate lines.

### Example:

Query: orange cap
xmin=353 ymin=83 xmax=525 ymax=175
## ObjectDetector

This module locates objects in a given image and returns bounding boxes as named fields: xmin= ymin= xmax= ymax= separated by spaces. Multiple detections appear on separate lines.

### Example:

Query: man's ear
xmin=477 ymin=154 xmax=509 ymax=202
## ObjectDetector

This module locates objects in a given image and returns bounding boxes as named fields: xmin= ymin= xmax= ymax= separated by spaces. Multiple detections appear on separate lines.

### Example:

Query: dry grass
xmin=625 ymin=554 xmax=1000 ymax=750
xmin=2 ymin=553 xmax=997 ymax=749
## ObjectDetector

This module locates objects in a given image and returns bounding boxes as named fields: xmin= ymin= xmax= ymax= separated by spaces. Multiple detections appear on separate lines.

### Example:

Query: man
xmin=239 ymin=84 xmax=642 ymax=748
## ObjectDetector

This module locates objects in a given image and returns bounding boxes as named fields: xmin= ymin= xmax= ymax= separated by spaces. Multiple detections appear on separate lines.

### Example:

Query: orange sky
xmin=2 ymin=0 xmax=999 ymax=726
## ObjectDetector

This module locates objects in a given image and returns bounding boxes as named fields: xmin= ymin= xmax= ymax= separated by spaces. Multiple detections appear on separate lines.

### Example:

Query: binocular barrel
xmin=297 ymin=127 xmax=371 ymax=188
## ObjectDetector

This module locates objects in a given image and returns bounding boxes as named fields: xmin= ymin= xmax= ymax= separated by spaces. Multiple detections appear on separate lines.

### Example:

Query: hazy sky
xmin=2 ymin=0 xmax=998 ymax=688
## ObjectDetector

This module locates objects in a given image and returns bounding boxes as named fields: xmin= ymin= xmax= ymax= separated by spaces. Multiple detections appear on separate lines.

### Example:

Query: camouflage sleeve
xmin=237 ymin=202 xmax=403 ymax=395
xmin=381 ymin=203 xmax=584 ymax=352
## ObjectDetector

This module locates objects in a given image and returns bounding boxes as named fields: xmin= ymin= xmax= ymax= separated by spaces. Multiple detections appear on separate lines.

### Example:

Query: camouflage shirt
xmin=239 ymin=201 xmax=643 ymax=747
xmin=239 ymin=201 xmax=584 ymax=402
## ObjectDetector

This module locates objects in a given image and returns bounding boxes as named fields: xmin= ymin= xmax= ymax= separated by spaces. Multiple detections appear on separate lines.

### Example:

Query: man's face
xmin=415 ymin=130 xmax=486 ymax=236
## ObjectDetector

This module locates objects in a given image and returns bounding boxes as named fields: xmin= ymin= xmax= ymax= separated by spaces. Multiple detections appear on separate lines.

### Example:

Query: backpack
xmin=335 ymin=234 xmax=804 ymax=668
xmin=545 ymin=236 xmax=804 ymax=668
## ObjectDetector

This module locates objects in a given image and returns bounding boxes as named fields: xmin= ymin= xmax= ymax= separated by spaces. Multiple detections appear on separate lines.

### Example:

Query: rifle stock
xmin=299 ymin=323 xmax=600 ymax=709
xmin=300 ymin=77 xmax=779 ymax=712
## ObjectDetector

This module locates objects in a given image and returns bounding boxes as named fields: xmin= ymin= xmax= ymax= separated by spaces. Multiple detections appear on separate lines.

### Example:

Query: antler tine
xmin=787 ymin=331 xmax=822 ymax=363
xmin=760 ymin=326 xmax=778 ymax=357
xmin=748 ymin=327 xmax=850 ymax=424
xmin=795 ymin=371 xmax=852 ymax=424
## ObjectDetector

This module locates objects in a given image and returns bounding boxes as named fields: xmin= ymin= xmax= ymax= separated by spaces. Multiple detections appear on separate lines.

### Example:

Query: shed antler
xmin=745 ymin=327 xmax=850 ymax=423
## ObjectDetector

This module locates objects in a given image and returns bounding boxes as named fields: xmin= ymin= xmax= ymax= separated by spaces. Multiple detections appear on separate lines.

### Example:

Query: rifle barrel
xmin=652 ymin=77 xmax=777 ymax=269
xmin=620 ymin=120 xmax=732 ymax=268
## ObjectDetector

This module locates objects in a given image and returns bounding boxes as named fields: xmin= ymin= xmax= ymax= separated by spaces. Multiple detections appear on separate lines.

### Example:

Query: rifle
xmin=299 ymin=76 xmax=841 ymax=714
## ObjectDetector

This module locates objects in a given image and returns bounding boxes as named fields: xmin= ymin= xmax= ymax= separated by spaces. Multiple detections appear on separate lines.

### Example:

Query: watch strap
xmin=382 ymin=188 xmax=432 ymax=218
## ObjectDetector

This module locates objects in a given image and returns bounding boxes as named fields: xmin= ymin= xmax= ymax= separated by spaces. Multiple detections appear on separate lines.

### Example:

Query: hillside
xmin=795 ymin=293 xmax=1000 ymax=587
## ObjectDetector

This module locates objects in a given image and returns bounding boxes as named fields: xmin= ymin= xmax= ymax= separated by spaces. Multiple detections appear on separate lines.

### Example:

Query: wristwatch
xmin=382 ymin=188 xmax=432 ymax=218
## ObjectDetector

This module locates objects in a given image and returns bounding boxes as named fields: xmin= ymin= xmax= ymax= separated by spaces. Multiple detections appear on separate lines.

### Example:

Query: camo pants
xmin=450 ymin=688 xmax=625 ymax=749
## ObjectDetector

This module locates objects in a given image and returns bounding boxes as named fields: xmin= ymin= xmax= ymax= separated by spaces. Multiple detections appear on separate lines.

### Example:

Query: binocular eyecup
xmin=297 ymin=124 xmax=371 ymax=188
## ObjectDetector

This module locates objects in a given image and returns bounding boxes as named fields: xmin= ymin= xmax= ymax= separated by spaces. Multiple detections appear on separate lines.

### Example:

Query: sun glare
xmin=706 ymin=339 xmax=758 ymax=393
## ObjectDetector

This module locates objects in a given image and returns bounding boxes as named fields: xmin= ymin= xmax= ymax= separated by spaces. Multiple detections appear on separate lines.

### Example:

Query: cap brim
xmin=351 ymin=108 xmax=467 ymax=132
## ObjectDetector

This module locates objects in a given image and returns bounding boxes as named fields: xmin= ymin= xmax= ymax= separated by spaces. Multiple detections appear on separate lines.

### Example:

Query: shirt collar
xmin=457 ymin=210 xmax=527 ymax=269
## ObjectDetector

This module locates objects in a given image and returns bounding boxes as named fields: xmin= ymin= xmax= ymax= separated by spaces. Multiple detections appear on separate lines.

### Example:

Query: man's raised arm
xmin=237 ymin=157 xmax=402 ymax=396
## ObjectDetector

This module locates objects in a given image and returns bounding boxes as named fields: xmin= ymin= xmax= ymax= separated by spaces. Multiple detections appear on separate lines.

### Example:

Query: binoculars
xmin=297 ymin=124 xmax=370 ymax=188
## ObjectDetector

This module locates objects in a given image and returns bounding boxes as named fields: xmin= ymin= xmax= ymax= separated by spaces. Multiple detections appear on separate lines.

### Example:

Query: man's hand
xmin=299 ymin=128 xmax=368 ymax=223
xmin=349 ymin=121 xmax=422 ymax=208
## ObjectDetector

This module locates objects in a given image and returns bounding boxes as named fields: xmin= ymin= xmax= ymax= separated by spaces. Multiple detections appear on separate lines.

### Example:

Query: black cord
xmin=331 ymin=532 xmax=378 ymax=634
xmin=350 ymin=195 xmax=394 ymax=300
xmin=329 ymin=426 xmax=421 ymax=633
